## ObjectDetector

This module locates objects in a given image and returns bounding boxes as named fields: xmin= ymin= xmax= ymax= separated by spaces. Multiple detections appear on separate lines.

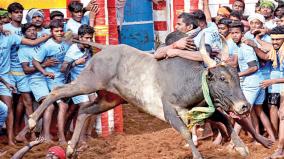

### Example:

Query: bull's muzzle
xmin=231 ymin=101 xmax=251 ymax=119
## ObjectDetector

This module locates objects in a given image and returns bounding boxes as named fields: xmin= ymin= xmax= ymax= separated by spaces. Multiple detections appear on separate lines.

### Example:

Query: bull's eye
xmin=220 ymin=76 xmax=226 ymax=81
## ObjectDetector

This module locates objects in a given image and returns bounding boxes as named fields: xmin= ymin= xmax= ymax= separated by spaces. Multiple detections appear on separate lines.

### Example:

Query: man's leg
xmin=42 ymin=102 xmax=55 ymax=143
xmin=269 ymin=94 xmax=284 ymax=158
xmin=14 ymin=95 xmax=24 ymax=135
xmin=254 ymin=105 xmax=276 ymax=141
xmin=0 ymin=95 xmax=15 ymax=145
xmin=0 ymin=101 xmax=8 ymax=130
xmin=267 ymin=93 xmax=280 ymax=137
xmin=21 ymin=93 xmax=33 ymax=116
xmin=57 ymin=101 xmax=68 ymax=144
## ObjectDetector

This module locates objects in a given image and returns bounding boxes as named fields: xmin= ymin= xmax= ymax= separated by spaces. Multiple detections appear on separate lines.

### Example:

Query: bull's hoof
xmin=66 ymin=141 xmax=75 ymax=158
xmin=28 ymin=118 xmax=36 ymax=130
xmin=234 ymin=146 xmax=249 ymax=157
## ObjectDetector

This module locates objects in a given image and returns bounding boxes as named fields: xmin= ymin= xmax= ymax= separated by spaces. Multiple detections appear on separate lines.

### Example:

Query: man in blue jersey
xmin=32 ymin=19 xmax=71 ymax=144
xmin=61 ymin=24 xmax=96 ymax=143
xmin=0 ymin=16 xmax=50 ymax=145
xmin=17 ymin=23 xmax=58 ymax=142
xmin=254 ymin=26 xmax=284 ymax=158
xmin=66 ymin=0 xmax=98 ymax=36
xmin=3 ymin=2 xmax=34 ymax=138
xmin=26 ymin=8 xmax=50 ymax=37
xmin=229 ymin=21 xmax=275 ymax=142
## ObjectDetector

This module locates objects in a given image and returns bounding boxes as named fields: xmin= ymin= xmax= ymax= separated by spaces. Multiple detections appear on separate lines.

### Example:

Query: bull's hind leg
xmin=28 ymin=71 xmax=97 ymax=130
xmin=67 ymin=94 xmax=124 ymax=158
xmin=210 ymin=110 xmax=249 ymax=157
xmin=162 ymin=100 xmax=202 ymax=159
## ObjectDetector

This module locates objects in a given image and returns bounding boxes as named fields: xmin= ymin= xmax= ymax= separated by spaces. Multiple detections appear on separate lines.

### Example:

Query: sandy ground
xmin=0 ymin=104 xmax=277 ymax=159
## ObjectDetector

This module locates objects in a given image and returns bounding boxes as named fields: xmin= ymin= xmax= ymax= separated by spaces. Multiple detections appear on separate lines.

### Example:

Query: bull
xmin=27 ymin=34 xmax=272 ymax=159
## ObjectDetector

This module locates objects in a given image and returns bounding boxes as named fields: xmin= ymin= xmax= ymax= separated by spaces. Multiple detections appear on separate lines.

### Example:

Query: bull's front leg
xmin=28 ymin=80 xmax=96 ymax=130
xmin=162 ymin=100 xmax=202 ymax=159
xmin=210 ymin=110 xmax=249 ymax=156
xmin=66 ymin=112 xmax=92 ymax=158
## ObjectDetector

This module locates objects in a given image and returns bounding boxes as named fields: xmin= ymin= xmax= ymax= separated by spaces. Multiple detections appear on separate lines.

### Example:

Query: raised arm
xmin=203 ymin=0 xmax=212 ymax=22
xmin=21 ymin=34 xmax=50 ymax=46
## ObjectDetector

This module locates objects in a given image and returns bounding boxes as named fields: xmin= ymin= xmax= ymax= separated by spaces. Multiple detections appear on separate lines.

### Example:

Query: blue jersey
xmin=37 ymin=28 xmax=50 ymax=38
xmin=66 ymin=15 xmax=89 ymax=34
xmin=3 ymin=23 xmax=24 ymax=72
xmin=269 ymin=53 xmax=284 ymax=93
xmin=237 ymin=43 xmax=263 ymax=87
xmin=194 ymin=22 xmax=222 ymax=51
xmin=34 ymin=38 xmax=71 ymax=79
xmin=18 ymin=44 xmax=43 ymax=80
xmin=64 ymin=44 xmax=91 ymax=81
xmin=244 ymin=31 xmax=272 ymax=79
xmin=227 ymin=38 xmax=238 ymax=57
xmin=0 ymin=34 xmax=22 ymax=75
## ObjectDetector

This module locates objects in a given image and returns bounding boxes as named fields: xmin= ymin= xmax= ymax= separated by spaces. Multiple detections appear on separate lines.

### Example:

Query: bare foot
xmin=0 ymin=150 xmax=7 ymax=157
xmin=58 ymin=139 xmax=67 ymax=146
xmin=15 ymin=134 xmax=28 ymax=143
xmin=77 ymin=142 xmax=89 ymax=152
xmin=256 ymin=134 xmax=274 ymax=148
xmin=8 ymin=141 xmax=16 ymax=146
xmin=270 ymin=148 xmax=284 ymax=159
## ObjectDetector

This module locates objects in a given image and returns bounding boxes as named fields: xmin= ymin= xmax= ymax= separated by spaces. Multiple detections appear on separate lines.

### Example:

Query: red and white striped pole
xmin=93 ymin=0 xmax=123 ymax=137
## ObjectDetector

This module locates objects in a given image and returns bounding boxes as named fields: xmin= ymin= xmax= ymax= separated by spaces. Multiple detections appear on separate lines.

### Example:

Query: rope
xmin=186 ymin=70 xmax=215 ymax=129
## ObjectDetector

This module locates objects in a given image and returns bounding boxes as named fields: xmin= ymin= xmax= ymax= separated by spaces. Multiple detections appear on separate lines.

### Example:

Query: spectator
xmin=32 ymin=19 xmax=71 ymax=144
xmin=256 ymin=26 xmax=284 ymax=159
xmin=259 ymin=0 xmax=278 ymax=29
xmin=50 ymin=10 xmax=64 ymax=21
xmin=17 ymin=23 xmax=57 ymax=142
xmin=215 ymin=6 xmax=232 ymax=23
xmin=66 ymin=0 xmax=98 ymax=35
xmin=61 ymin=24 xmax=97 ymax=144
xmin=0 ymin=3 xmax=50 ymax=145
xmin=0 ymin=8 xmax=10 ymax=25
xmin=230 ymin=11 xmax=243 ymax=22
xmin=274 ymin=2 xmax=284 ymax=19
xmin=3 ymin=2 xmax=35 ymax=140
xmin=232 ymin=0 xmax=246 ymax=15
xmin=26 ymin=8 xmax=50 ymax=37
xmin=229 ymin=21 xmax=275 ymax=142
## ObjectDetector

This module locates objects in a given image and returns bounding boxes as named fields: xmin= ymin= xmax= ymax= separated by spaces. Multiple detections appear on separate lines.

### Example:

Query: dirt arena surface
xmin=0 ymin=104 xmax=277 ymax=159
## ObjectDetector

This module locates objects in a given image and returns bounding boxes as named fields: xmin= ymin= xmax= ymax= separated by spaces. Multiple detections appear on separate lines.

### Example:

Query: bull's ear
xmin=206 ymin=69 xmax=214 ymax=81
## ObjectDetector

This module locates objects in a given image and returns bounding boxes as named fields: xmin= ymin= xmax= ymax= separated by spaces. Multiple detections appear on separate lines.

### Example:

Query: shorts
xmin=0 ymin=100 xmax=7 ymax=128
xmin=0 ymin=74 xmax=12 ymax=97
xmin=46 ymin=76 xmax=65 ymax=91
xmin=267 ymin=93 xmax=280 ymax=106
xmin=242 ymin=85 xmax=265 ymax=105
xmin=72 ymin=95 xmax=89 ymax=105
xmin=9 ymin=73 xmax=31 ymax=93
xmin=29 ymin=77 xmax=50 ymax=102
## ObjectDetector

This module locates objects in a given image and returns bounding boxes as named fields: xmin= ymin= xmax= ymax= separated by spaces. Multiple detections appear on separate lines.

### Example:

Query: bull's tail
xmin=72 ymin=39 xmax=107 ymax=50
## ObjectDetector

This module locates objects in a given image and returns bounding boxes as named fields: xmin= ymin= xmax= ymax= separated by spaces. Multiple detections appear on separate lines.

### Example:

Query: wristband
xmin=27 ymin=143 xmax=32 ymax=149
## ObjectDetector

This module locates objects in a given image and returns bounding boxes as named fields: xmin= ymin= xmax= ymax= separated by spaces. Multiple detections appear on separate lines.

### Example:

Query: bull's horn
xmin=219 ymin=34 xmax=229 ymax=61
xmin=199 ymin=33 xmax=217 ymax=68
